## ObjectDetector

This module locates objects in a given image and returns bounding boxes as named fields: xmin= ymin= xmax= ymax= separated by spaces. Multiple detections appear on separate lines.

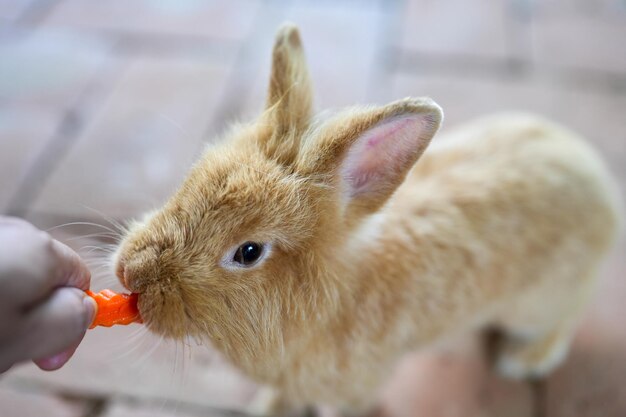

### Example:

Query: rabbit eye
xmin=233 ymin=242 xmax=264 ymax=266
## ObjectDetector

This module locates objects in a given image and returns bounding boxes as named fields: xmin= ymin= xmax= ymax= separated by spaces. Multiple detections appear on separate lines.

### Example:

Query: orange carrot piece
xmin=85 ymin=289 xmax=142 ymax=329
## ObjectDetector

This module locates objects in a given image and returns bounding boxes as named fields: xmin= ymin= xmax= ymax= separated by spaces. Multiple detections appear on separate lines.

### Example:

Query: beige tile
xmin=0 ymin=106 xmax=57 ymax=213
xmin=0 ymin=387 xmax=86 ymax=417
xmin=0 ymin=29 xmax=114 ymax=213
xmin=31 ymin=55 xmax=234 ymax=219
xmin=529 ymin=0 xmax=626 ymax=19
xmin=0 ymin=0 xmax=36 ymax=22
xmin=0 ymin=29 xmax=110 ymax=108
xmin=529 ymin=0 xmax=626 ymax=73
xmin=285 ymin=1 xmax=382 ymax=108
xmin=43 ymin=0 xmax=261 ymax=41
xmin=398 ymin=0 xmax=516 ymax=59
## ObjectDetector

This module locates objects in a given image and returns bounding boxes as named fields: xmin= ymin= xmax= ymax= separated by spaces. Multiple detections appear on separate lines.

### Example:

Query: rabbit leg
xmin=247 ymin=387 xmax=290 ymax=416
xmin=493 ymin=275 xmax=596 ymax=379
xmin=495 ymin=320 xmax=575 ymax=379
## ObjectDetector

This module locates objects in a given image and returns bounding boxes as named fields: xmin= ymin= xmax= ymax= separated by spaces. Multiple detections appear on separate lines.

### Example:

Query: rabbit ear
xmin=259 ymin=24 xmax=313 ymax=164
xmin=266 ymin=24 xmax=312 ymax=130
xmin=299 ymin=98 xmax=443 ymax=216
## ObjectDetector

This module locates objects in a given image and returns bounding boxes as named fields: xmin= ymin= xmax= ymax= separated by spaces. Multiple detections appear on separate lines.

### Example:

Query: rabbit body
xmin=259 ymin=113 xmax=621 ymax=411
xmin=114 ymin=25 xmax=622 ymax=413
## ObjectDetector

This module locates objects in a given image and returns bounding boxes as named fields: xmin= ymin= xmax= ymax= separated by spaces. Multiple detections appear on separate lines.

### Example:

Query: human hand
xmin=0 ymin=217 xmax=96 ymax=372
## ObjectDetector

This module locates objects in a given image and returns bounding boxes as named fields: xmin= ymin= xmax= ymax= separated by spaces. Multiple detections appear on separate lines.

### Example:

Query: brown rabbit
xmin=113 ymin=24 xmax=622 ymax=414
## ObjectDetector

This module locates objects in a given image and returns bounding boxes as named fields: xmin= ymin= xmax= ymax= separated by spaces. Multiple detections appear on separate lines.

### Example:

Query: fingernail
xmin=83 ymin=295 xmax=97 ymax=329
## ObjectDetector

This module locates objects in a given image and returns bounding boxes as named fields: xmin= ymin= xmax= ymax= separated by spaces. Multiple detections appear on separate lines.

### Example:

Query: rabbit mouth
xmin=134 ymin=287 xmax=192 ymax=340
xmin=134 ymin=278 xmax=224 ymax=344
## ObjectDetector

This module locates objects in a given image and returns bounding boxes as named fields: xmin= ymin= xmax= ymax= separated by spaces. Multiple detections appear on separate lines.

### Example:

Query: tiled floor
xmin=1 ymin=0 xmax=625 ymax=416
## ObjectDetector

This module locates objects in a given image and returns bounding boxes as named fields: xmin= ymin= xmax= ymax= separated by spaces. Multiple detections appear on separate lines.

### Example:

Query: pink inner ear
xmin=340 ymin=114 xmax=434 ymax=198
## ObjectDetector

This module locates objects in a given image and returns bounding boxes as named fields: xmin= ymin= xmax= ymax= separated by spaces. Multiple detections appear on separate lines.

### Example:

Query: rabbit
xmin=113 ymin=24 xmax=622 ymax=415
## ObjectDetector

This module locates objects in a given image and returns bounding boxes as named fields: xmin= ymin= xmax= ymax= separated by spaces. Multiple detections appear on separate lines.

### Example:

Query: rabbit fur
xmin=114 ymin=24 xmax=622 ymax=414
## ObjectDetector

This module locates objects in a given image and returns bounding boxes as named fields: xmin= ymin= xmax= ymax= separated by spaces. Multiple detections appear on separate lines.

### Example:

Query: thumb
xmin=11 ymin=288 xmax=97 ymax=369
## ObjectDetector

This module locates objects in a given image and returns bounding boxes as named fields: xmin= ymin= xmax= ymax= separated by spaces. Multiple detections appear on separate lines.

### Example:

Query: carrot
xmin=85 ymin=289 xmax=142 ymax=329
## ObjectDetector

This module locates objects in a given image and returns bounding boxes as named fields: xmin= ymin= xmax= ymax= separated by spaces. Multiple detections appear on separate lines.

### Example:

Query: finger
xmin=0 ymin=226 xmax=91 ymax=308
xmin=49 ymin=239 xmax=92 ymax=290
xmin=0 ymin=221 xmax=52 ymax=305
xmin=0 ymin=216 xmax=36 ymax=228
xmin=33 ymin=341 xmax=80 ymax=371
xmin=6 ymin=288 xmax=96 ymax=364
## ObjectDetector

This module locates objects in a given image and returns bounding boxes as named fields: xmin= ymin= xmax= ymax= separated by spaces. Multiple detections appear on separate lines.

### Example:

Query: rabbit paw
xmin=495 ymin=328 xmax=572 ymax=379
xmin=247 ymin=387 xmax=288 ymax=416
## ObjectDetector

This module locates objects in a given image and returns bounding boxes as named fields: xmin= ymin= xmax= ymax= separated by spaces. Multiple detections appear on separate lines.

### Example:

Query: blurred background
xmin=0 ymin=0 xmax=624 ymax=416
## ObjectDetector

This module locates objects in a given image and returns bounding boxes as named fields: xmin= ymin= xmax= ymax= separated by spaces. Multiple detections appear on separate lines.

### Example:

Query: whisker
xmin=80 ymin=244 xmax=115 ymax=254
xmin=84 ymin=259 xmax=113 ymax=269
xmin=134 ymin=335 xmax=164 ymax=371
xmin=85 ymin=270 xmax=113 ymax=280
xmin=124 ymin=324 xmax=151 ymax=343
xmin=65 ymin=232 xmax=120 ymax=243
xmin=80 ymin=245 xmax=117 ymax=254
xmin=91 ymin=268 xmax=114 ymax=279
xmin=46 ymin=221 xmax=119 ymax=235
xmin=84 ymin=258 xmax=113 ymax=268
xmin=105 ymin=327 xmax=152 ymax=362
xmin=155 ymin=112 xmax=191 ymax=137
xmin=80 ymin=206 xmax=129 ymax=235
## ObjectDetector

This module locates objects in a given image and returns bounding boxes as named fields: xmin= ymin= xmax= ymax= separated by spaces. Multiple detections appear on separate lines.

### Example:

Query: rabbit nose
xmin=115 ymin=259 xmax=128 ymax=288
xmin=118 ymin=247 xmax=160 ymax=293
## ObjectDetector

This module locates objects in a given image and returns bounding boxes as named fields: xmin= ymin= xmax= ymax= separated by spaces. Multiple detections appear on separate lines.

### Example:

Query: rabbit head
xmin=114 ymin=24 xmax=442 ymax=367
